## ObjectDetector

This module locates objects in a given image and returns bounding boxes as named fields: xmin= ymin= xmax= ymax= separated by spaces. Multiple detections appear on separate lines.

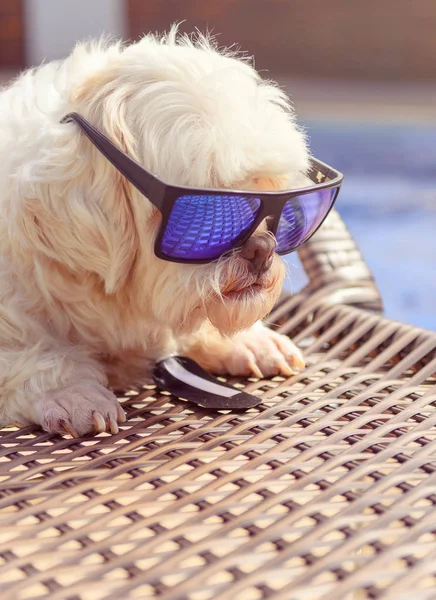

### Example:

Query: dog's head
xmin=12 ymin=27 xmax=309 ymax=338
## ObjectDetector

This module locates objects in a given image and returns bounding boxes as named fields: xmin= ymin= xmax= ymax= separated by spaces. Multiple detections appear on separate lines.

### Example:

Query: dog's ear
xmin=9 ymin=174 xmax=139 ymax=295
xmin=8 ymin=105 xmax=140 ymax=295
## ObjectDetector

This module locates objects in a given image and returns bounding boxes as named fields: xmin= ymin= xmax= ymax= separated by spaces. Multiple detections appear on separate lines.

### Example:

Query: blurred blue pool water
xmin=283 ymin=119 xmax=436 ymax=331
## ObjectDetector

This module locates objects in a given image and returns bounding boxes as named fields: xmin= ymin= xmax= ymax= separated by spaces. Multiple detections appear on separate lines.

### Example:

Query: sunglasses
xmin=62 ymin=113 xmax=343 ymax=264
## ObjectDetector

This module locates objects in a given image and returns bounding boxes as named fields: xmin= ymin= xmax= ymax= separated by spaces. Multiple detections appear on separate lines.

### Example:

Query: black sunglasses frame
xmin=62 ymin=112 xmax=344 ymax=264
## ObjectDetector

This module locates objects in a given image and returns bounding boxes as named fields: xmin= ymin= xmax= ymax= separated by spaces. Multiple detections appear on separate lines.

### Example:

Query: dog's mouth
xmin=221 ymin=282 xmax=264 ymax=300
xmin=220 ymin=272 xmax=272 ymax=300
xmin=205 ymin=259 xmax=285 ymax=334
xmin=210 ymin=254 xmax=284 ymax=309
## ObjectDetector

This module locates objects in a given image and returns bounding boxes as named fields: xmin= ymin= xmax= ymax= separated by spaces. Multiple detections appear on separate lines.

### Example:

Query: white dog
xmin=0 ymin=27 xmax=309 ymax=437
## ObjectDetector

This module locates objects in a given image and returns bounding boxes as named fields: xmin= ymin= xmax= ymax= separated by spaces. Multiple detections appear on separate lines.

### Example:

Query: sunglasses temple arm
xmin=61 ymin=113 xmax=163 ymax=204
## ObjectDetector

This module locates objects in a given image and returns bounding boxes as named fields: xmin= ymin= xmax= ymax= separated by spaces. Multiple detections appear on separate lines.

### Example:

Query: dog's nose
xmin=240 ymin=233 xmax=276 ymax=275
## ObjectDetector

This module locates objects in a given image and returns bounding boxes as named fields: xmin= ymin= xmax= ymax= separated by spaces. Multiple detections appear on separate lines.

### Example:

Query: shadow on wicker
xmin=1 ymin=210 xmax=435 ymax=600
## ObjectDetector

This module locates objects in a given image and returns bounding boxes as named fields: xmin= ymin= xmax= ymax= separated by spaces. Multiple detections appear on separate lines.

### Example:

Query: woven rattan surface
xmin=1 ymin=211 xmax=435 ymax=600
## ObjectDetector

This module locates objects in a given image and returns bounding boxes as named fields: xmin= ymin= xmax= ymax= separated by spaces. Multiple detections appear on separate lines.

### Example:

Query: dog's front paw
xmin=34 ymin=383 xmax=126 ymax=437
xmin=200 ymin=323 xmax=305 ymax=379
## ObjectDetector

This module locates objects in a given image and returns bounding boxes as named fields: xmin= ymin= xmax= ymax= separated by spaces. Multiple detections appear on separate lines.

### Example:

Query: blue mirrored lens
xmin=276 ymin=187 xmax=337 ymax=254
xmin=161 ymin=194 xmax=261 ymax=260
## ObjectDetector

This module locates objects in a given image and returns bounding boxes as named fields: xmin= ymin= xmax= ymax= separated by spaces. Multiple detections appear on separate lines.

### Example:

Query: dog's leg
xmin=0 ymin=346 xmax=125 ymax=436
xmin=181 ymin=321 xmax=305 ymax=379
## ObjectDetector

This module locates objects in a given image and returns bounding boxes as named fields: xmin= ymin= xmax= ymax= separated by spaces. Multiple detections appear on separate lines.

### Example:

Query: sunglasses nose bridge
xmin=264 ymin=215 xmax=279 ymax=236
xmin=257 ymin=197 xmax=285 ymax=236
xmin=248 ymin=215 xmax=278 ymax=237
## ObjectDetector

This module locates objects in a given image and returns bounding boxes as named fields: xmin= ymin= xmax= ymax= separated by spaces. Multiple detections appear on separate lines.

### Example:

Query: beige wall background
xmin=128 ymin=0 xmax=436 ymax=82
xmin=2 ymin=0 xmax=436 ymax=83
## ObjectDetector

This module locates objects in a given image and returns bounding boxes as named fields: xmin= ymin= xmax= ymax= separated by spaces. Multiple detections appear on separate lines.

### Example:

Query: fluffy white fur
xmin=0 ymin=27 xmax=309 ymax=436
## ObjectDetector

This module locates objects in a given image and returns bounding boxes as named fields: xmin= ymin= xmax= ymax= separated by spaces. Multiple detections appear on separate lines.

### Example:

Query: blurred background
xmin=1 ymin=0 xmax=435 ymax=329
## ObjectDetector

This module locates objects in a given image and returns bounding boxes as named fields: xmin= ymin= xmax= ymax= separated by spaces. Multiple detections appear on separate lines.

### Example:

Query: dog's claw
xmin=277 ymin=360 xmax=295 ymax=377
xmin=116 ymin=405 xmax=126 ymax=423
xmin=61 ymin=420 xmax=79 ymax=438
xmin=289 ymin=352 xmax=305 ymax=371
xmin=93 ymin=412 xmax=106 ymax=433
xmin=249 ymin=361 xmax=264 ymax=379
xmin=109 ymin=419 xmax=119 ymax=434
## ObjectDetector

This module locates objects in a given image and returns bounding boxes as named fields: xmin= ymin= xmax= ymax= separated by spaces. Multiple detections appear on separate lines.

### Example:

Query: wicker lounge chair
xmin=1 ymin=209 xmax=435 ymax=600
